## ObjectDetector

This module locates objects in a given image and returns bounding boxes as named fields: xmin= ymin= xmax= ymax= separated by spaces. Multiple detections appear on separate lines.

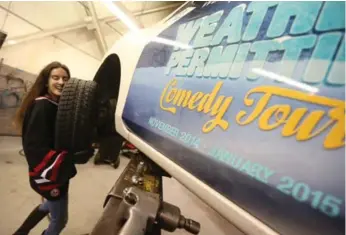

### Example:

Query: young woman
xmin=13 ymin=61 xmax=94 ymax=235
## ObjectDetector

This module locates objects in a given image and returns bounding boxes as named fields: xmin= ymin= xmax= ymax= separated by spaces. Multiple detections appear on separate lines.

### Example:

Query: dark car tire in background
xmin=55 ymin=77 xmax=99 ymax=152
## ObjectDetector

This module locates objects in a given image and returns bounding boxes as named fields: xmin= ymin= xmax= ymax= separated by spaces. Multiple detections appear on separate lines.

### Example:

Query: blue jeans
xmin=38 ymin=195 xmax=68 ymax=235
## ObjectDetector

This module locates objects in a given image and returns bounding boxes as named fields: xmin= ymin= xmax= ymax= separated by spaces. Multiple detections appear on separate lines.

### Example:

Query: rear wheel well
xmin=93 ymin=53 xmax=121 ymax=103
xmin=93 ymin=54 xmax=124 ymax=158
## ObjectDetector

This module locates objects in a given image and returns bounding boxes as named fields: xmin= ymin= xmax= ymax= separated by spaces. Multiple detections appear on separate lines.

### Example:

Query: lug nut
xmin=124 ymin=192 xmax=137 ymax=205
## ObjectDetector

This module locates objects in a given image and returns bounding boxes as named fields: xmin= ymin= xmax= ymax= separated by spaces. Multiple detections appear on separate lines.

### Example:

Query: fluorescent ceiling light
xmin=102 ymin=0 xmax=191 ymax=49
xmin=252 ymin=68 xmax=319 ymax=93
xmin=102 ymin=1 xmax=140 ymax=32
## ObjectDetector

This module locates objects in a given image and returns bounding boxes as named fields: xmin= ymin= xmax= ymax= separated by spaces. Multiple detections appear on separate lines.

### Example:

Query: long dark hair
xmin=14 ymin=61 xmax=70 ymax=132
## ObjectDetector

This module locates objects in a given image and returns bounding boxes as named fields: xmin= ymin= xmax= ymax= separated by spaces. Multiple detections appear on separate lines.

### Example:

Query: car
xmin=55 ymin=2 xmax=345 ymax=235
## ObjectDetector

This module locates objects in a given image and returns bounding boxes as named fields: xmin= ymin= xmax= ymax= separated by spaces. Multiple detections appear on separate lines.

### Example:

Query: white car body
xmin=94 ymin=2 xmax=345 ymax=235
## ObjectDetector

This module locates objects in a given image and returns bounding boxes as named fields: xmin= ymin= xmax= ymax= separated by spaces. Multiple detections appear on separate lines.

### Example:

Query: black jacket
xmin=22 ymin=96 xmax=77 ymax=201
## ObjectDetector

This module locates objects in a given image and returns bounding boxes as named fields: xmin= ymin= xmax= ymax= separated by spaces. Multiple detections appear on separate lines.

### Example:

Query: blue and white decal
xmin=123 ymin=2 xmax=345 ymax=235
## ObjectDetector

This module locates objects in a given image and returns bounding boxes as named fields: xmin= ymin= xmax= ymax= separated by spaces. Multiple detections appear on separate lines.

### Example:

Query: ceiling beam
xmin=5 ymin=23 xmax=86 ymax=45
xmin=88 ymin=2 xmax=108 ymax=55
xmin=111 ymin=1 xmax=144 ymax=29
xmin=0 ymin=5 xmax=99 ymax=60
xmin=105 ymin=22 xmax=123 ymax=36
xmin=2 ymin=3 xmax=182 ymax=47
xmin=100 ymin=3 xmax=182 ymax=24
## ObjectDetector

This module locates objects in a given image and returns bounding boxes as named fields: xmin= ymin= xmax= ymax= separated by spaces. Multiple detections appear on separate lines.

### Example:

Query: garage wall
xmin=0 ymin=2 xmax=101 ymax=80
xmin=1 ymin=36 xmax=101 ymax=81
xmin=0 ymin=63 xmax=36 ymax=136
xmin=0 ymin=1 xmax=178 ymax=81
xmin=0 ymin=1 xmax=179 ymax=136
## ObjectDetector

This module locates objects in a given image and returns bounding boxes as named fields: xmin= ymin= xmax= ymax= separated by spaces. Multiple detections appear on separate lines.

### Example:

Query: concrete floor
xmin=0 ymin=136 xmax=244 ymax=235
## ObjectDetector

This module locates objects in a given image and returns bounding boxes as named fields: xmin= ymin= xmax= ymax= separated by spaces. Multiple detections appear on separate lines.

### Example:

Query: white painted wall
xmin=0 ymin=2 xmax=101 ymax=80
xmin=0 ymin=1 xmax=172 ymax=81
xmin=1 ymin=35 xmax=101 ymax=80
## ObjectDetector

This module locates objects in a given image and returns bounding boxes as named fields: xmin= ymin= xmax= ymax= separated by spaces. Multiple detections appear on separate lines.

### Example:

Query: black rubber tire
xmin=55 ymin=78 xmax=99 ymax=152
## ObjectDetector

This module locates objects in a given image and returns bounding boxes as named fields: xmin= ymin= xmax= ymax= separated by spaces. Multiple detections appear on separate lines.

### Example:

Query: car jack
xmin=90 ymin=152 xmax=200 ymax=235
